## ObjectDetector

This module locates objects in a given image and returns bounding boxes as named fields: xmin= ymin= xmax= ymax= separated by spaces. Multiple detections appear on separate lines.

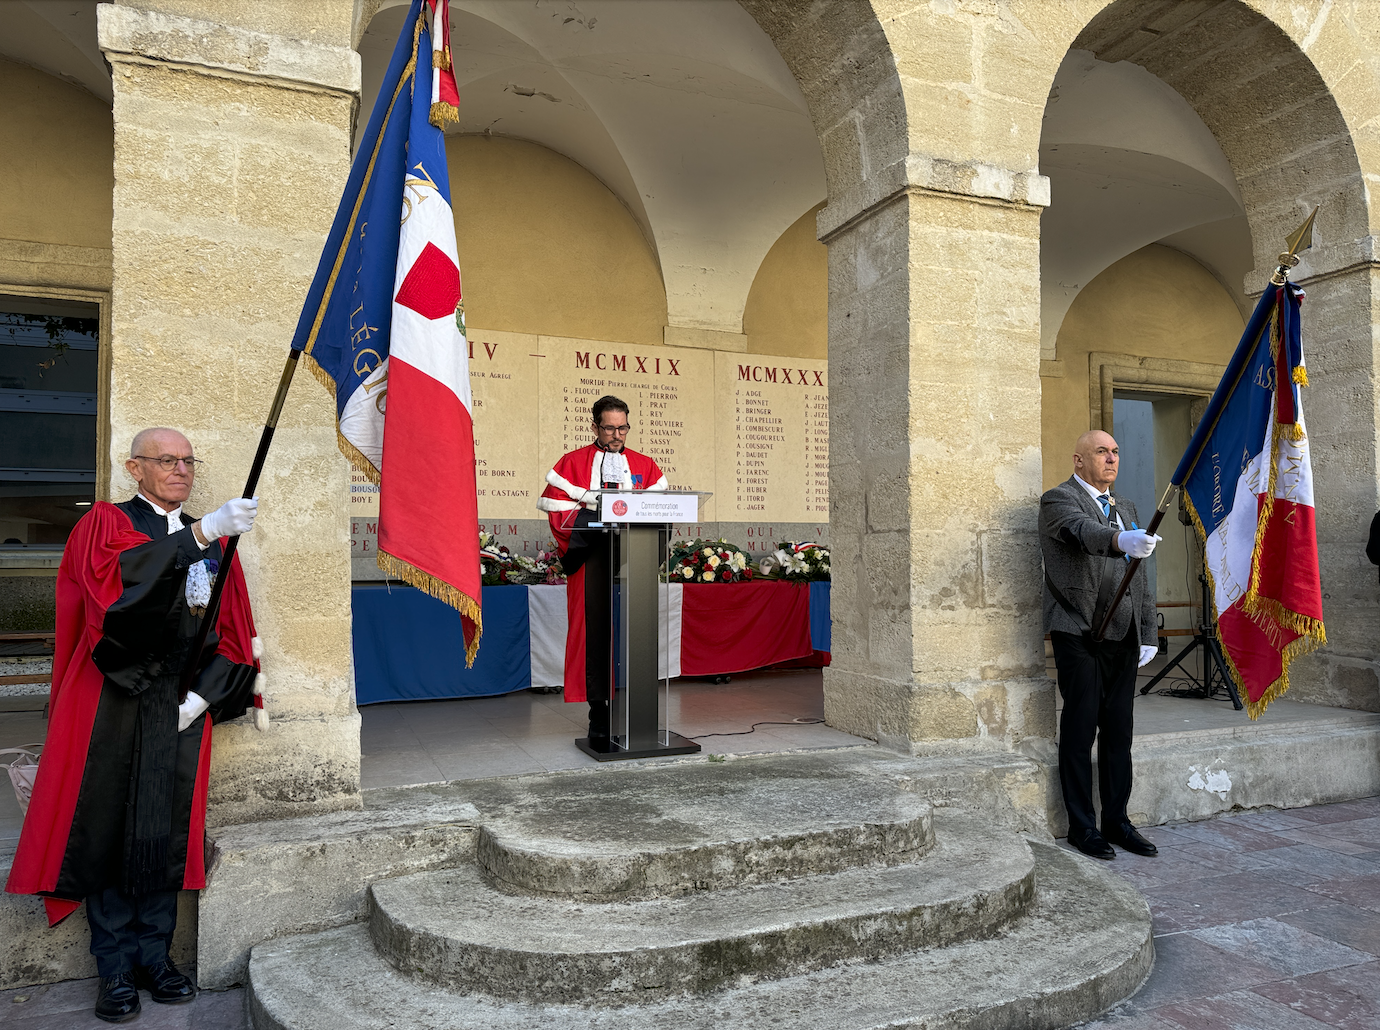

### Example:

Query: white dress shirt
xmin=1071 ymin=474 xmax=1125 ymax=532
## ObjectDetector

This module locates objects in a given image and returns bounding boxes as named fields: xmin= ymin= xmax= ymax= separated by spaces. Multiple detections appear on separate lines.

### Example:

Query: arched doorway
xmin=348 ymin=0 xmax=867 ymax=782
xmin=1041 ymin=0 xmax=1376 ymax=714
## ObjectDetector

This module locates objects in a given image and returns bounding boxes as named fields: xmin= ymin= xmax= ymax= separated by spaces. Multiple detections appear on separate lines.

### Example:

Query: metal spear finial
xmin=1271 ymin=206 xmax=1320 ymax=285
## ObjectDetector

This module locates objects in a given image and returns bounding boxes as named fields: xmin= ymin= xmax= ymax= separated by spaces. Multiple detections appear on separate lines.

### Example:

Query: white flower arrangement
xmin=758 ymin=541 xmax=831 ymax=581
xmin=663 ymin=538 xmax=757 ymax=583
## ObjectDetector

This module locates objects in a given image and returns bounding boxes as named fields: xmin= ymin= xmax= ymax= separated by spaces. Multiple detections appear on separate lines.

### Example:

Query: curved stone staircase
xmin=245 ymin=749 xmax=1153 ymax=1029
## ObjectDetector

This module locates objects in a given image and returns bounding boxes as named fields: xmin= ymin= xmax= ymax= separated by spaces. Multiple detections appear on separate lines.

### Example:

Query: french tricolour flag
xmin=290 ymin=0 xmax=480 ymax=661
xmin=1178 ymin=281 xmax=1324 ymax=717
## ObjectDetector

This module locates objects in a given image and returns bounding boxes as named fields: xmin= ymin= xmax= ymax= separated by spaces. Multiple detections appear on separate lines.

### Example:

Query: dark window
xmin=0 ymin=296 xmax=99 ymax=547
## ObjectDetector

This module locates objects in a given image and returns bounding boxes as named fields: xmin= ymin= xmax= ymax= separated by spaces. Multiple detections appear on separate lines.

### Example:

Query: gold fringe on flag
xmin=377 ymin=549 xmax=482 ymax=666
xmin=430 ymin=101 xmax=458 ymax=130
xmin=1292 ymin=365 xmax=1309 ymax=386
xmin=433 ymin=45 xmax=451 ymax=71
xmin=1230 ymin=305 xmax=1326 ymax=718
xmin=301 ymin=351 xmax=385 ymax=486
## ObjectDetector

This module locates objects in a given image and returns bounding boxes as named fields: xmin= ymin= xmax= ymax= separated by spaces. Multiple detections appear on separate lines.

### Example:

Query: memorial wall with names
xmin=351 ymin=331 xmax=828 ymax=575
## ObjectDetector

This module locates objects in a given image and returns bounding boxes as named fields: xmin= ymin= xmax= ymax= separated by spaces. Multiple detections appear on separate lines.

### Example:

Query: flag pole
xmin=179 ymin=348 xmax=302 ymax=697
xmin=1092 ymin=207 xmax=1318 ymax=642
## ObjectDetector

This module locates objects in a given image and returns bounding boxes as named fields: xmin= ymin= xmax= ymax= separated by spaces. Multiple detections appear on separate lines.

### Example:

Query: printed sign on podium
xmin=599 ymin=491 xmax=701 ymax=524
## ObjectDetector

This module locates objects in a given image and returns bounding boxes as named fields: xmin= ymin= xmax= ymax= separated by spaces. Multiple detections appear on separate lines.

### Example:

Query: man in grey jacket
xmin=1040 ymin=430 xmax=1161 ymax=861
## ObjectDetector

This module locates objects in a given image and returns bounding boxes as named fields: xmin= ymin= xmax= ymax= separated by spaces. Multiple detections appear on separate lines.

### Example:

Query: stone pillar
xmin=98 ymin=2 xmax=363 ymax=823
xmin=819 ymin=181 xmax=1054 ymax=754
xmin=1282 ymin=260 xmax=1380 ymax=712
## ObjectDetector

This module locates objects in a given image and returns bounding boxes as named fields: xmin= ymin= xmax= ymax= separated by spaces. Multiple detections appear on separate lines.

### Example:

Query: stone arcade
xmin=2 ymin=2 xmax=1379 ymax=1026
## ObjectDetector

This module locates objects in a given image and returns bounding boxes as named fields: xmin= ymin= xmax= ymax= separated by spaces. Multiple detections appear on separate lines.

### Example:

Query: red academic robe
xmin=5 ymin=501 xmax=260 ymax=926
xmin=537 ymin=444 xmax=666 ymax=702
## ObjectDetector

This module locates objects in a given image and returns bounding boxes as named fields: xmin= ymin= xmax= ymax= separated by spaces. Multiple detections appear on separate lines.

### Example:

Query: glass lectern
xmin=575 ymin=490 xmax=711 ymax=761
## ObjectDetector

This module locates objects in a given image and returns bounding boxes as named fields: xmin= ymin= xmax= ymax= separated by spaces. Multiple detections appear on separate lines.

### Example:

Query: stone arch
xmin=738 ymin=1 xmax=909 ymax=224
xmin=1070 ymin=0 xmax=1369 ymax=286
xmin=1047 ymin=1 xmax=1379 ymax=710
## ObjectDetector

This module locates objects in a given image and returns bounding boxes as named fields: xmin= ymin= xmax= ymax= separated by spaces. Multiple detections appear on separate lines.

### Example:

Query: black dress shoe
xmin=1105 ymin=822 xmax=1159 ymax=857
xmin=1068 ymin=829 xmax=1116 ymax=860
xmin=94 ymin=972 xmax=141 ymax=1023
xmin=133 ymin=959 xmax=197 ymax=1004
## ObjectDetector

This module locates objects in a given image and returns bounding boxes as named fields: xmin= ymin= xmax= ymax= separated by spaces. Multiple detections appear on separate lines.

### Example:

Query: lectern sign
xmin=600 ymin=491 xmax=700 ymax=524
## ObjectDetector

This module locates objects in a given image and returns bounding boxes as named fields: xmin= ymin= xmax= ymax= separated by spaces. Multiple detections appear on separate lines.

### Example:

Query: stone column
xmin=1282 ymin=259 xmax=1380 ymax=712
xmin=819 ymin=177 xmax=1054 ymax=755
xmin=99 ymin=2 xmax=363 ymax=823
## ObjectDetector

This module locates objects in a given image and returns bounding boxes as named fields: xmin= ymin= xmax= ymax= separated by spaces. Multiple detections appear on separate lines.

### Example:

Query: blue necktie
xmin=1099 ymin=494 xmax=1135 ymax=563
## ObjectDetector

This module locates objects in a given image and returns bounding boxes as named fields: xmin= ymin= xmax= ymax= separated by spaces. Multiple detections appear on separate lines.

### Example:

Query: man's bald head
xmin=126 ymin=428 xmax=197 ymax=510
xmin=1073 ymin=429 xmax=1119 ymax=491
xmin=129 ymin=427 xmax=190 ymax=460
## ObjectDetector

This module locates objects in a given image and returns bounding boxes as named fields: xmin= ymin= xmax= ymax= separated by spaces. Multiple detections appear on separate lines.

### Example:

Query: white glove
xmin=1117 ymin=528 xmax=1162 ymax=559
xmin=1138 ymin=645 xmax=1158 ymax=668
xmin=178 ymin=690 xmax=210 ymax=732
xmin=200 ymin=496 xmax=259 ymax=540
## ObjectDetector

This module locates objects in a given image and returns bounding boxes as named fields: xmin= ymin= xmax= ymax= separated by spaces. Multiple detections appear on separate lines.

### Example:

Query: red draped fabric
xmin=679 ymin=581 xmax=814 ymax=676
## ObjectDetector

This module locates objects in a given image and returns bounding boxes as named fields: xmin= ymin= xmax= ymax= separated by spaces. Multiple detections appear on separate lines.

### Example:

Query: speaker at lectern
xmin=574 ymin=490 xmax=711 ymax=761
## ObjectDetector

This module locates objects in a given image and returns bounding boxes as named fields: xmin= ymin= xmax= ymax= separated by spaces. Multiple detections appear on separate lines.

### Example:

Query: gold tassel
xmin=303 ymin=350 xmax=340 ymax=401
xmin=430 ymin=101 xmax=459 ymax=130
xmin=1292 ymin=423 xmax=1305 ymax=442
xmin=1292 ymin=365 xmax=1309 ymax=386
xmin=377 ymin=550 xmax=483 ymax=666
xmin=433 ymin=46 xmax=451 ymax=71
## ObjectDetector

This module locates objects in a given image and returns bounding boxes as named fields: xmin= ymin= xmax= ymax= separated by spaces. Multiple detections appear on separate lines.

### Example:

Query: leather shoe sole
xmin=1068 ymin=831 xmax=1116 ymax=861
xmin=1106 ymin=825 xmax=1159 ymax=857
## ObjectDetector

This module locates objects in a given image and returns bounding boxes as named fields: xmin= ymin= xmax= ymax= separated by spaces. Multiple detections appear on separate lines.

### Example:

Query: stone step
xmin=462 ymin=750 xmax=935 ymax=899
xmin=369 ymin=808 xmax=1033 ymax=1003
xmin=248 ymin=842 xmax=1153 ymax=1030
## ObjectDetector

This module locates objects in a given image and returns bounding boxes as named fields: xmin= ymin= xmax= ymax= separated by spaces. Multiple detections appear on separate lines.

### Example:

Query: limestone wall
xmin=0 ymin=59 xmax=112 ymax=260
xmin=743 ymin=204 xmax=828 ymax=359
xmin=0 ymin=57 xmax=113 ymax=330
xmin=448 ymin=136 xmax=667 ymax=348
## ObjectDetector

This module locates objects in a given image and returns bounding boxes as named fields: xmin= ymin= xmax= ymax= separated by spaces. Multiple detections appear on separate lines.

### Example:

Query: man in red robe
xmin=537 ymin=396 xmax=666 ymax=746
xmin=6 ymin=428 xmax=263 ymax=1023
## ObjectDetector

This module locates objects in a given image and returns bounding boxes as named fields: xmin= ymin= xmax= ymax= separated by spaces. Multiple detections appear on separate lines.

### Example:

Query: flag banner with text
xmin=289 ymin=0 xmax=480 ymax=662
xmin=1174 ymin=281 xmax=1324 ymax=717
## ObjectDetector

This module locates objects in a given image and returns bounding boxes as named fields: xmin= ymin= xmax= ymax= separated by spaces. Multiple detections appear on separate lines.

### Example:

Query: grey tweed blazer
xmin=1038 ymin=476 xmax=1156 ymax=645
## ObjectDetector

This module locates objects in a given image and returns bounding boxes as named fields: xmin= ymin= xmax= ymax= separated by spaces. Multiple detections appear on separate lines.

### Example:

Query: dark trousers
xmin=566 ymin=511 xmax=614 ymax=740
xmin=1051 ymin=630 xmax=1138 ymax=837
xmin=86 ymin=887 xmax=179 ymax=977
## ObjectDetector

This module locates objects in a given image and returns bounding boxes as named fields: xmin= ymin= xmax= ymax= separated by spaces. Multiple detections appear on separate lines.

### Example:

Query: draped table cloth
xmin=352 ymin=580 xmax=830 ymax=704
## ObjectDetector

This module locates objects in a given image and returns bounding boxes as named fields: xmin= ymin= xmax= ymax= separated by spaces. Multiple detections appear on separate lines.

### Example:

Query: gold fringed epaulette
xmin=430 ymin=102 xmax=459 ymax=130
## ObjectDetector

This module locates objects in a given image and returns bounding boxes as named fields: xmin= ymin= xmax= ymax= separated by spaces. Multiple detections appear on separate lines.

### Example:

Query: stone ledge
xmin=0 ymin=241 xmax=113 ymax=292
xmin=817 ymin=154 xmax=1050 ymax=242
xmin=197 ymin=795 xmax=481 ymax=989
xmin=1246 ymin=234 xmax=1380 ymax=293
xmin=98 ymin=5 xmax=361 ymax=97
xmin=1126 ymin=714 xmax=1380 ymax=827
